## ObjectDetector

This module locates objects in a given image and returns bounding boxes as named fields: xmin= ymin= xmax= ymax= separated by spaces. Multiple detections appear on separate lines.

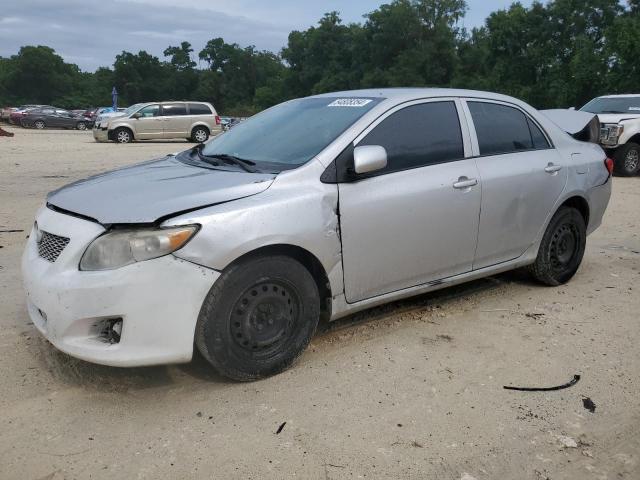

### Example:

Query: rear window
xmin=162 ymin=103 xmax=188 ymax=116
xmin=468 ymin=102 xmax=539 ymax=156
xmin=189 ymin=103 xmax=212 ymax=115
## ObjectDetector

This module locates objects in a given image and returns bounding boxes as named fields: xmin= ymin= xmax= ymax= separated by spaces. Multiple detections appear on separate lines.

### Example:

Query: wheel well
xmin=627 ymin=134 xmax=640 ymax=146
xmin=109 ymin=126 xmax=133 ymax=141
xmin=228 ymin=244 xmax=332 ymax=322
xmin=192 ymin=124 xmax=210 ymax=133
xmin=561 ymin=196 xmax=589 ymax=227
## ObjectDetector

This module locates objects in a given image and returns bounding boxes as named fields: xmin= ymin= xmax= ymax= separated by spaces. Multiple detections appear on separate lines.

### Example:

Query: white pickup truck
xmin=580 ymin=94 xmax=640 ymax=176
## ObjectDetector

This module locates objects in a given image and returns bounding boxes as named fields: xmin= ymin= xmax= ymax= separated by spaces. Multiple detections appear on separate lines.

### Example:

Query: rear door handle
xmin=544 ymin=163 xmax=563 ymax=174
xmin=453 ymin=177 xmax=478 ymax=189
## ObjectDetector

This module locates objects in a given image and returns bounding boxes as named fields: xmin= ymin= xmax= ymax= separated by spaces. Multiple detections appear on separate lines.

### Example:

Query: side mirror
xmin=132 ymin=112 xmax=141 ymax=119
xmin=353 ymin=145 xmax=388 ymax=174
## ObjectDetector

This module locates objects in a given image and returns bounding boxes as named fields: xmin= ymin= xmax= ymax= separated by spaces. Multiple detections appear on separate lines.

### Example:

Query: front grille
xmin=37 ymin=231 xmax=70 ymax=262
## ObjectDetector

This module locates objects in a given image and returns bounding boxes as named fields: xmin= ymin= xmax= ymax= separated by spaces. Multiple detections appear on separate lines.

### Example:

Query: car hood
xmin=47 ymin=155 xmax=276 ymax=224
xmin=596 ymin=113 xmax=640 ymax=124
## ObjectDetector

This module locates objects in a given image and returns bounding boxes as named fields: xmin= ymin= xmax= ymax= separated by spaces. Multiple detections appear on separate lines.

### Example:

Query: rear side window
xmin=527 ymin=117 xmax=550 ymax=149
xmin=189 ymin=103 xmax=212 ymax=115
xmin=358 ymin=101 xmax=464 ymax=174
xmin=162 ymin=103 xmax=188 ymax=116
xmin=468 ymin=101 xmax=546 ymax=155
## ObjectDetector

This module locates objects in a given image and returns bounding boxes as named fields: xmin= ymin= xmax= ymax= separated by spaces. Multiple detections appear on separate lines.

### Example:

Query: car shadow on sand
xmin=32 ymin=270 xmax=536 ymax=391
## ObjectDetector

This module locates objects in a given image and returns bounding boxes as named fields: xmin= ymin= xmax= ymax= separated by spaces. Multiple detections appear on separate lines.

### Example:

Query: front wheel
xmin=34 ymin=120 xmax=46 ymax=130
xmin=114 ymin=127 xmax=132 ymax=144
xmin=76 ymin=121 xmax=87 ymax=131
xmin=528 ymin=207 xmax=586 ymax=286
xmin=613 ymin=143 xmax=640 ymax=176
xmin=195 ymin=255 xmax=320 ymax=381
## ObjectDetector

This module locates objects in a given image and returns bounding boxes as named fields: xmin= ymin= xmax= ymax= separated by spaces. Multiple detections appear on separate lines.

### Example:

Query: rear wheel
xmin=191 ymin=126 xmax=209 ymax=143
xmin=613 ymin=143 xmax=640 ymax=176
xmin=114 ymin=127 xmax=132 ymax=144
xmin=34 ymin=120 xmax=46 ymax=130
xmin=76 ymin=121 xmax=87 ymax=131
xmin=195 ymin=255 xmax=320 ymax=381
xmin=528 ymin=207 xmax=586 ymax=286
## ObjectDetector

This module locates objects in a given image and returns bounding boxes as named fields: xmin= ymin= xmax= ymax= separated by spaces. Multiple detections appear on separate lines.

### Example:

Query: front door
xmin=134 ymin=104 xmax=163 ymax=139
xmin=464 ymin=100 xmax=567 ymax=269
xmin=338 ymin=100 xmax=482 ymax=303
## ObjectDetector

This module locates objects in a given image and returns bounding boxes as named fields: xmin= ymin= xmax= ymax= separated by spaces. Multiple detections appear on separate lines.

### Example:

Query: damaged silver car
xmin=22 ymin=89 xmax=612 ymax=381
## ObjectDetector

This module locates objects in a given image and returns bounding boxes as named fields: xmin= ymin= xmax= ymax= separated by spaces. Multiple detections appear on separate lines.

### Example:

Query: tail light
xmin=215 ymin=115 xmax=221 ymax=125
xmin=605 ymin=157 xmax=614 ymax=176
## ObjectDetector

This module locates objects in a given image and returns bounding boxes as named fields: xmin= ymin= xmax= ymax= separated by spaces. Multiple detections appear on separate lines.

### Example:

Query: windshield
xmin=124 ymin=104 xmax=143 ymax=116
xmin=581 ymin=97 xmax=640 ymax=114
xmin=201 ymin=97 xmax=382 ymax=170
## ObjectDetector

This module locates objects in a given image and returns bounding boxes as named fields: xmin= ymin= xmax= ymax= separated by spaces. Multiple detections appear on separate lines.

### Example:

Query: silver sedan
xmin=22 ymin=89 xmax=612 ymax=380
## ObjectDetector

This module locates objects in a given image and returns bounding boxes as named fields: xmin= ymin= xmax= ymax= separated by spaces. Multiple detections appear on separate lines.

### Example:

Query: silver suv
xmin=93 ymin=101 xmax=222 ymax=143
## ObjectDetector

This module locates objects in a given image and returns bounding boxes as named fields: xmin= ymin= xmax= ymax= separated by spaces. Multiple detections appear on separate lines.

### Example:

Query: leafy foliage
xmin=0 ymin=0 xmax=638 ymax=112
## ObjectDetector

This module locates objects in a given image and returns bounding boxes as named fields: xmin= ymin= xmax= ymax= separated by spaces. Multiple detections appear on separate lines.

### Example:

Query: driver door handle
xmin=453 ymin=177 xmax=478 ymax=189
xmin=544 ymin=163 xmax=563 ymax=174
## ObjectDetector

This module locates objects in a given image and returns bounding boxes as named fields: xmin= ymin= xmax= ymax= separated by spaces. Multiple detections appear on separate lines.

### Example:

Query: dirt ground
xmin=0 ymin=126 xmax=638 ymax=480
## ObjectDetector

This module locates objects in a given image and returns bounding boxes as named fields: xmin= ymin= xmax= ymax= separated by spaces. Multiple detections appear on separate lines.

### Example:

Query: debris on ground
xmin=0 ymin=229 xmax=24 ymax=233
xmin=504 ymin=374 xmax=580 ymax=391
xmin=460 ymin=473 xmax=478 ymax=480
xmin=582 ymin=397 xmax=596 ymax=413
xmin=557 ymin=435 xmax=578 ymax=448
xmin=276 ymin=422 xmax=286 ymax=434
xmin=0 ymin=127 xmax=14 ymax=137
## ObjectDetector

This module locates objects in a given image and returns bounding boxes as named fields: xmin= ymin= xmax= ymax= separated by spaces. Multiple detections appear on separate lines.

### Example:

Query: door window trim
xmin=461 ymin=98 xmax=554 ymax=158
xmin=328 ymin=98 xmax=472 ymax=183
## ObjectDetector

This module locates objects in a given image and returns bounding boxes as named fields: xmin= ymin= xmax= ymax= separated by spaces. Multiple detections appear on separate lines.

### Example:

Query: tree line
xmin=0 ymin=0 xmax=638 ymax=115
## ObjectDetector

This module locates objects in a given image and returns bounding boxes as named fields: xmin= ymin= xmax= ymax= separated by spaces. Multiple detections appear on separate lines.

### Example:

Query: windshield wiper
xmin=206 ymin=154 xmax=259 ymax=173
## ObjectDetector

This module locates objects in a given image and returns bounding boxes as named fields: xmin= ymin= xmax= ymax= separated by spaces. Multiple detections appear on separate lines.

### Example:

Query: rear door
xmin=160 ymin=103 xmax=190 ymax=138
xmin=134 ymin=104 xmax=162 ymax=139
xmin=338 ymin=99 xmax=481 ymax=303
xmin=463 ymin=100 xmax=567 ymax=269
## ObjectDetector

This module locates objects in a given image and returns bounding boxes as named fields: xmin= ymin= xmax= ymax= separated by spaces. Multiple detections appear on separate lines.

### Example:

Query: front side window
xmin=189 ymin=103 xmax=212 ymax=115
xmin=200 ymin=97 xmax=382 ymax=171
xmin=468 ymin=102 xmax=543 ymax=156
xmin=357 ymin=101 xmax=464 ymax=174
xmin=138 ymin=105 xmax=160 ymax=118
xmin=162 ymin=103 xmax=188 ymax=116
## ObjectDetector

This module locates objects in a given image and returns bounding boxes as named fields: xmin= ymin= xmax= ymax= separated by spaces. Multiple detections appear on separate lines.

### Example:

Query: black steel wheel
xmin=529 ymin=207 xmax=586 ymax=286
xmin=196 ymin=255 xmax=320 ymax=381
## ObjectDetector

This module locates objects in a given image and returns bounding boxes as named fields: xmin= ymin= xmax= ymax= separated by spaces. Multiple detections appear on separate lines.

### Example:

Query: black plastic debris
xmin=276 ymin=422 xmax=286 ymax=434
xmin=504 ymin=374 xmax=580 ymax=392
xmin=582 ymin=397 xmax=596 ymax=413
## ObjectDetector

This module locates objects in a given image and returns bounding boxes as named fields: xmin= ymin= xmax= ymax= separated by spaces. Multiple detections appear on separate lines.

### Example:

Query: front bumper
xmin=92 ymin=127 xmax=109 ymax=142
xmin=22 ymin=206 xmax=220 ymax=367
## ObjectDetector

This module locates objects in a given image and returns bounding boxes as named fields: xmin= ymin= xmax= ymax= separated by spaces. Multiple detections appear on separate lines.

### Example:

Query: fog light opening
xmin=100 ymin=318 xmax=123 ymax=344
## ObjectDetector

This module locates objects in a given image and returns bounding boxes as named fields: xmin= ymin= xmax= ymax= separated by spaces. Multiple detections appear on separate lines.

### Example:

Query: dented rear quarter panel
xmin=166 ymin=159 xmax=343 ymax=294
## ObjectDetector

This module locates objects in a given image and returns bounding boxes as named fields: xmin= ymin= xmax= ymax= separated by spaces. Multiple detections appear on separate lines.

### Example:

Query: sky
xmin=0 ymin=0 xmax=535 ymax=72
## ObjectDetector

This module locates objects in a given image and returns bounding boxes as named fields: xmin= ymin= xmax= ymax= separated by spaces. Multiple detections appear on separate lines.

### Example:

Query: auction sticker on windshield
xmin=328 ymin=98 xmax=373 ymax=107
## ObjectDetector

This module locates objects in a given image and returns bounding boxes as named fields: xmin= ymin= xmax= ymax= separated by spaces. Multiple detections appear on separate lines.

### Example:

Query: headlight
xmin=80 ymin=226 xmax=198 ymax=271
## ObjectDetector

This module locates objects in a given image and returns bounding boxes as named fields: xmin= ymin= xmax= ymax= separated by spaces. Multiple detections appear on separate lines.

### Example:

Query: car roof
xmin=309 ymin=88 xmax=527 ymax=105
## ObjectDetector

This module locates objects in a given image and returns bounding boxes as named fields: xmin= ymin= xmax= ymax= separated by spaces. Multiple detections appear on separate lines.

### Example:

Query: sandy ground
xmin=0 ymin=126 xmax=638 ymax=480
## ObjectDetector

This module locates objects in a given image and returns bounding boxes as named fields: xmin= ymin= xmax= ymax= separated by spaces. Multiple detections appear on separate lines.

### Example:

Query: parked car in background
xmin=21 ymin=107 xmax=92 ymax=130
xmin=1 ymin=106 xmax=16 ymax=122
xmin=581 ymin=94 xmax=640 ymax=176
xmin=93 ymin=101 xmax=221 ymax=143
xmin=24 ymin=89 xmax=611 ymax=380
xmin=221 ymin=116 xmax=243 ymax=131
xmin=9 ymin=105 xmax=49 ymax=125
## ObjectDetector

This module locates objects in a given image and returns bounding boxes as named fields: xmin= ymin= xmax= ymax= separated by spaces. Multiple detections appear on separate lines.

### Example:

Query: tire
xmin=613 ymin=143 xmax=640 ymax=177
xmin=195 ymin=255 xmax=320 ymax=381
xmin=191 ymin=126 xmax=209 ymax=143
xmin=114 ymin=127 xmax=132 ymax=144
xmin=528 ymin=207 xmax=586 ymax=286
xmin=34 ymin=120 xmax=46 ymax=130
xmin=76 ymin=121 xmax=87 ymax=131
